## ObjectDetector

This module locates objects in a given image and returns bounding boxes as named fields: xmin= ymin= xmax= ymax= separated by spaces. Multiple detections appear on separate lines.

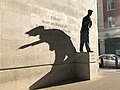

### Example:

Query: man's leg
xmin=80 ymin=36 xmax=84 ymax=52
xmin=85 ymin=34 xmax=93 ymax=52
xmin=80 ymin=42 xmax=84 ymax=52
xmin=85 ymin=35 xmax=93 ymax=52
xmin=85 ymin=42 xmax=91 ymax=52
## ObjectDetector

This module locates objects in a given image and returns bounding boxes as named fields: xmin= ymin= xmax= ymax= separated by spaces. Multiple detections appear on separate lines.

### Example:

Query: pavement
xmin=39 ymin=68 xmax=120 ymax=90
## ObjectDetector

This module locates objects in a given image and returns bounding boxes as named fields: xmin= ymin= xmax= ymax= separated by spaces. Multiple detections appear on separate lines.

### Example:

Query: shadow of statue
xmin=19 ymin=26 xmax=77 ymax=90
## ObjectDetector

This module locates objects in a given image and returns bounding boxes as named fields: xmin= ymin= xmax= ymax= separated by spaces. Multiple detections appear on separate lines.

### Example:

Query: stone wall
xmin=0 ymin=0 xmax=98 ymax=90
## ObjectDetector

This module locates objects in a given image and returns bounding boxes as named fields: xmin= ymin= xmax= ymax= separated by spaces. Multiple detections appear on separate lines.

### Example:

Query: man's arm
xmin=30 ymin=40 xmax=44 ymax=46
xmin=89 ymin=18 xmax=92 ymax=28
xmin=19 ymin=40 xmax=44 ymax=49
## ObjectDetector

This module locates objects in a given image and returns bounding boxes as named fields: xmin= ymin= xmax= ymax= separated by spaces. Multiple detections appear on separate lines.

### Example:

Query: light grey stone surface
xmin=75 ymin=53 xmax=98 ymax=80
xmin=0 ymin=0 xmax=98 ymax=69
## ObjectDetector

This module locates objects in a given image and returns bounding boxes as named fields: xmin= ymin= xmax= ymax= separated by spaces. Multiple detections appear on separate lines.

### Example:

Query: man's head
xmin=25 ymin=26 xmax=45 ymax=37
xmin=87 ymin=9 xmax=93 ymax=16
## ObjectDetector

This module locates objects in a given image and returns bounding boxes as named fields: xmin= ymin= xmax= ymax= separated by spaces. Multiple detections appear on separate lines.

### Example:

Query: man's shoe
xmin=87 ymin=51 xmax=93 ymax=53
xmin=80 ymin=51 xmax=84 ymax=53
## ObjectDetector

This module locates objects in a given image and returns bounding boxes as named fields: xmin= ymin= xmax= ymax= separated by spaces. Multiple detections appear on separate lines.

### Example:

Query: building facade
xmin=0 ymin=0 xmax=98 ymax=90
xmin=98 ymin=0 xmax=120 ymax=55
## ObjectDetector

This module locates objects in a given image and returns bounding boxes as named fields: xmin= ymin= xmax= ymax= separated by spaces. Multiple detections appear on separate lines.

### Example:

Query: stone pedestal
xmin=75 ymin=53 xmax=98 ymax=80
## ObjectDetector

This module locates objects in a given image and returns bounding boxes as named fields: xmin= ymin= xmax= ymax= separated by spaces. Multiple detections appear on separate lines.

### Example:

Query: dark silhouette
xmin=19 ymin=26 xmax=76 ymax=63
xmin=19 ymin=26 xmax=77 ymax=89
xmin=80 ymin=9 xmax=93 ymax=53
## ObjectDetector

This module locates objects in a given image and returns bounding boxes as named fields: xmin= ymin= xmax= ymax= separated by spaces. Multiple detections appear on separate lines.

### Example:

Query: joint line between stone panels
xmin=0 ymin=63 xmax=75 ymax=71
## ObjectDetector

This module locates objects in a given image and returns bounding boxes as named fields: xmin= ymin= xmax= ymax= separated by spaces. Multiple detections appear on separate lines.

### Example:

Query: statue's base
xmin=75 ymin=53 xmax=98 ymax=80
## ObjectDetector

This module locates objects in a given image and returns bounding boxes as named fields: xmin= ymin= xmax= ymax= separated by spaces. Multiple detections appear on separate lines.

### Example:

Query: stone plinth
xmin=75 ymin=53 xmax=98 ymax=80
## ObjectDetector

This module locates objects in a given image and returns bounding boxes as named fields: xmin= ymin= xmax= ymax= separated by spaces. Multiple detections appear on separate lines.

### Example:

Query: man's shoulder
xmin=83 ymin=16 xmax=90 ymax=20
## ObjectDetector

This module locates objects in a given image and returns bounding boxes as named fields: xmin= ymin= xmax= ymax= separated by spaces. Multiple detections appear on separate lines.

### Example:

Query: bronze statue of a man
xmin=80 ymin=9 xmax=93 ymax=53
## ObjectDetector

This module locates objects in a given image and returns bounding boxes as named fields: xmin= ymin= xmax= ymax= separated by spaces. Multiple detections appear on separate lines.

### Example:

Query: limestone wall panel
xmin=0 ymin=1 xmax=98 ymax=89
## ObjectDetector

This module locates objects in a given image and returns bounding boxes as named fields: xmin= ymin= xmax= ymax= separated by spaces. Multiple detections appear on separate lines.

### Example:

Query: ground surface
xmin=39 ymin=68 xmax=120 ymax=90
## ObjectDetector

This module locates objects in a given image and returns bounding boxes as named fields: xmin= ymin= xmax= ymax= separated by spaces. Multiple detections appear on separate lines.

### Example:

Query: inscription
xmin=42 ymin=15 xmax=68 ymax=29
xmin=42 ymin=20 xmax=67 ymax=28
xmin=51 ymin=16 xmax=61 ymax=22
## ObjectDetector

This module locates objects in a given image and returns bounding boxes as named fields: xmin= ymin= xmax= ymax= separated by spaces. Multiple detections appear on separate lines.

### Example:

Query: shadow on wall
xmin=19 ymin=26 xmax=77 ymax=90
